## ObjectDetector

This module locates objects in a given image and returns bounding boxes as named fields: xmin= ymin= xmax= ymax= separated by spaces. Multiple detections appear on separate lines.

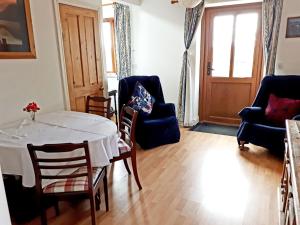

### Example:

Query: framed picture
xmin=286 ymin=17 xmax=300 ymax=38
xmin=0 ymin=0 xmax=36 ymax=59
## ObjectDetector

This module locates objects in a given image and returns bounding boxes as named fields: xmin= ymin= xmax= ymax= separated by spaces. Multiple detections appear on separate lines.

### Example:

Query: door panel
xmin=68 ymin=15 xmax=84 ymax=88
xmin=85 ymin=17 xmax=98 ymax=85
xmin=200 ymin=3 xmax=263 ymax=126
xmin=208 ymin=82 xmax=251 ymax=124
xmin=59 ymin=4 xmax=103 ymax=112
xmin=75 ymin=97 xmax=86 ymax=113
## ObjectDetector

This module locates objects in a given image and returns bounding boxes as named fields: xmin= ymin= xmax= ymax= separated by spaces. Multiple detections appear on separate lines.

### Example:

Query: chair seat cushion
xmin=43 ymin=167 xmax=103 ymax=194
xmin=118 ymin=138 xmax=131 ymax=154
xmin=128 ymin=81 xmax=155 ymax=116
xmin=265 ymin=94 xmax=300 ymax=126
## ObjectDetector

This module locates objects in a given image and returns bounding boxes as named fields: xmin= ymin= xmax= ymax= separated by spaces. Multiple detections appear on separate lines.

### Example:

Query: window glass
xmin=103 ymin=22 xmax=114 ymax=72
xmin=102 ymin=4 xmax=116 ymax=73
xmin=233 ymin=13 xmax=258 ymax=78
xmin=211 ymin=15 xmax=234 ymax=77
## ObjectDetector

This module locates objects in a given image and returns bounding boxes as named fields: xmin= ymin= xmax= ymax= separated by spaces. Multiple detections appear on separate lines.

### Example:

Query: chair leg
xmin=40 ymin=199 xmax=47 ymax=225
xmin=54 ymin=199 xmax=60 ymax=216
xmin=123 ymin=158 xmax=131 ymax=175
xmin=95 ymin=188 xmax=101 ymax=211
xmin=103 ymin=168 xmax=109 ymax=212
xmin=115 ymin=112 xmax=118 ymax=129
xmin=239 ymin=140 xmax=247 ymax=151
xmin=89 ymin=194 xmax=96 ymax=225
xmin=131 ymin=156 xmax=142 ymax=190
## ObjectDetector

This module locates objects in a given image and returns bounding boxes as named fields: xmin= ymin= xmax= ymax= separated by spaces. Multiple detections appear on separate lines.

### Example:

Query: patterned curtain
xmin=114 ymin=3 xmax=132 ymax=80
xmin=178 ymin=1 xmax=205 ymax=126
xmin=263 ymin=0 xmax=283 ymax=75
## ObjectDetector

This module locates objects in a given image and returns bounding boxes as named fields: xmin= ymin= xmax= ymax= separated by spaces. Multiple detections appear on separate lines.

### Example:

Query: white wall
xmin=0 ymin=0 xmax=65 ymax=125
xmin=275 ymin=0 xmax=300 ymax=75
xmin=130 ymin=0 xmax=185 ymax=106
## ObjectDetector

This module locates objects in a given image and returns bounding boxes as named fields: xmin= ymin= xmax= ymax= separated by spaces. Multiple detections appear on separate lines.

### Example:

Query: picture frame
xmin=286 ymin=17 xmax=300 ymax=38
xmin=0 ymin=0 xmax=36 ymax=59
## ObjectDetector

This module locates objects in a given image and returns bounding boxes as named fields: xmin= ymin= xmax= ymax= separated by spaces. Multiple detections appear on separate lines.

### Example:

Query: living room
xmin=0 ymin=0 xmax=300 ymax=225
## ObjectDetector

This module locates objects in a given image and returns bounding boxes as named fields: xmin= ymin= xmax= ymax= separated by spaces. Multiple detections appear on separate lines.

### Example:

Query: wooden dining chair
xmin=86 ymin=96 xmax=111 ymax=119
xmin=108 ymin=90 xmax=118 ymax=128
xmin=27 ymin=141 xmax=109 ymax=225
xmin=110 ymin=106 xmax=142 ymax=190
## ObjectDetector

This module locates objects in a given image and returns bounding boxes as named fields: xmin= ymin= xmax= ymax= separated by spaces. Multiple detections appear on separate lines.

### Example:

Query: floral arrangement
xmin=23 ymin=102 xmax=40 ymax=121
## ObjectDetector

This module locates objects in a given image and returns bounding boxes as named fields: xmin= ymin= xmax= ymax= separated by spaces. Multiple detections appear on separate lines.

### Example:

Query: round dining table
xmin=0 ymin=111 xmax=119 ymax=187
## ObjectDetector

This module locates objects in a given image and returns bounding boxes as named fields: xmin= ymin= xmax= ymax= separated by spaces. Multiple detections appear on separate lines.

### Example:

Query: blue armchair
xmin=237 ymin=75 xmax=300 ymax=154
xmin=118 ymin=76 xmax=180 ymax=149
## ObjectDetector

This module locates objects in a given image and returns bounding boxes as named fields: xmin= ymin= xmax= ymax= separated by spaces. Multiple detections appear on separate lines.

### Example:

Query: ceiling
xmin=102 ymin=0 xmax=142 ymax=5
xmin=101 ymin=0 xmax=261 ymax=6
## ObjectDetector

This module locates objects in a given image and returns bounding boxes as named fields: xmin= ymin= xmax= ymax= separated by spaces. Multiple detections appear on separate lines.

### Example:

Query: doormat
xmin=190 ymin=123 xmax=238 ymax=137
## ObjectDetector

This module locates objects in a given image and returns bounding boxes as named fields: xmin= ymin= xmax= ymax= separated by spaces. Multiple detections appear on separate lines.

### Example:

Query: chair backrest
xmin=118 ymin=76 xmax=165 ymax=114
xmin=119 ymin=105 xmax=138 ymax=149
xmin=86 ymin=96 xmax=111 ymax=118
xmin=27 ymin=141 xmax=93 ymax=194
xmin=252 ymin=75 xmax=300 ymax=109
xmin=108 ymin=90 xmax=118 ymax=126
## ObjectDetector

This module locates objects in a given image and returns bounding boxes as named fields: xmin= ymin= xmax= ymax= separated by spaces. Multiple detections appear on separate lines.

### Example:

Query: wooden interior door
xmin=200 ymin=3 xmax=263 ymax=126
xmin=59 ymin=4 xmax=103 ymax=112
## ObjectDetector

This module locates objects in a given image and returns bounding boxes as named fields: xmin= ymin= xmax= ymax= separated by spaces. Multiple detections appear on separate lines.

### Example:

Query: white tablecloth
xmin=0 ymin=111 xmax=119 ymax=187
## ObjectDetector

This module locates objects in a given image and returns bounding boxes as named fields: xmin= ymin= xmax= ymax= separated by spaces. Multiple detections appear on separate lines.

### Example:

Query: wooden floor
xmin=24 ymin=129 xmax=282 ymax=225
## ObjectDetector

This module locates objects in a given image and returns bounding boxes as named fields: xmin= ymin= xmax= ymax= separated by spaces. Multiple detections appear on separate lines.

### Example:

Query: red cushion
xmin=265 ymin=94 xmax=300 ymax=126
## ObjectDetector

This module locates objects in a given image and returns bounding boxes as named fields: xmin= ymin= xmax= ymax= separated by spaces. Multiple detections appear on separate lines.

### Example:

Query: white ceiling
xmin=102 ymin=0 xmax=142 ymax=5
xmin=101 ymin=0 xmax=261 ymax=7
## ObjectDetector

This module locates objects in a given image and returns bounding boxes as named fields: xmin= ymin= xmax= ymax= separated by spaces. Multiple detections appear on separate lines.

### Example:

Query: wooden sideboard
xmin=279 ymin=120 xmax=300 ymax=225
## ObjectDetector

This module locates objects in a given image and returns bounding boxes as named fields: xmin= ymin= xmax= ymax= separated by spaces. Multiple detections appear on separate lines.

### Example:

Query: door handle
xmin=207 ymin=62 xmax=214 ymax=76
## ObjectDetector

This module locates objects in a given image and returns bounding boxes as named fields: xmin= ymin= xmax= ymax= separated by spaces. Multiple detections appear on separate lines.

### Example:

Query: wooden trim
xmin=229 ymin=14 xmax=237 ymax=78
xmin=206 ymin=2 xmax=262 ymax=11
xmin=0 ymin=0 xmax=36 ymax=59
xmin=56 ymin=0 xmax=101 ymax=10
xmin=199 ymin=9 xmax=207 ymax=122
xmin=103 ymin=18 xmax=117 ymax=74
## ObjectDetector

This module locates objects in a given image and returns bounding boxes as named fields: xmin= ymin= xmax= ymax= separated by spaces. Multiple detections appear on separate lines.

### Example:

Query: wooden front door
xmin=200 ymin=3 xmax=263 ymax=126
xmin=59 ymin=4 xmax=103 ymax=112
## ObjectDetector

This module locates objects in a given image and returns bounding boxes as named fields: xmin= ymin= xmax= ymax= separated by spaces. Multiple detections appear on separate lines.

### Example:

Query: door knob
xmin=207 ymin=62 xmax=214 ymax=76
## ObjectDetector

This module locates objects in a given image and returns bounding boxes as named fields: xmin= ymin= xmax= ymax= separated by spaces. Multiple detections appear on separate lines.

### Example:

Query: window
xmin=102 ymin=4 xmax=116 ymax=74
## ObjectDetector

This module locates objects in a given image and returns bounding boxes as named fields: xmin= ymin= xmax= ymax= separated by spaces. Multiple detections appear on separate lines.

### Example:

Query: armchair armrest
xmin=293 ymin=114 xmax=300 ymax=121
xmin=239 ymin=107 xmax=265 ymax=122
xmin=151 ymin=103 xmax=176 ymax=118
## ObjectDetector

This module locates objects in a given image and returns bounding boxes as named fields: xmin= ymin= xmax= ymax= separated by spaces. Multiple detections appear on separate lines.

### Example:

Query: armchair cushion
xmin=128 ymin=81 xmax=155 ymax=116
xmin=265 ymin=94 xmax=300 ymax=126
xmin=151 ymin=103 xmax=176 ymax=118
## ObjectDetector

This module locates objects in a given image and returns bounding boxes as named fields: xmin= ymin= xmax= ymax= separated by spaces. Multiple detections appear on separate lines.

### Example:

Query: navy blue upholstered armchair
xmin=237 ymin=75 xmax=300 ymax=154
xmin=118 ymin=76 xmax=180 ymax=149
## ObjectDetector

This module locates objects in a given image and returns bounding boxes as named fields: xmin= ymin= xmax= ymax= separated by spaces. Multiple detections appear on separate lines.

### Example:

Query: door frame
xmin=52 ymin=0 xmax=106 ymax=110
xmin=199 ymin=2 xmax=263 ymax=125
